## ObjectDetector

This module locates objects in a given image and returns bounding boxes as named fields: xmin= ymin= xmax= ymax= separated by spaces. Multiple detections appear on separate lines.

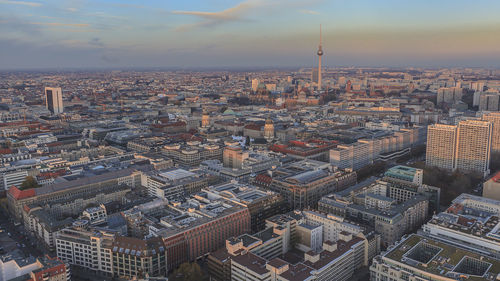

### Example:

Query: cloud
xmin=299 ymin=9 xmax=319 ymax=15
xmin=30 ymin=22 xmax=90 ymax=27
xmin=88 ymin=12 xmax=126 ymax=20
xmin=89 ymin=37 xmax=104 ymax=47
xmin=0 ymin=15 xmax=41 ymax=34
xmin=172 ymin=0 xmax=260 ymax=31
xmin=66 ymin=7 xmax=78 ymax=12
xmin=0 ymin=0 xmax=41 ymax=7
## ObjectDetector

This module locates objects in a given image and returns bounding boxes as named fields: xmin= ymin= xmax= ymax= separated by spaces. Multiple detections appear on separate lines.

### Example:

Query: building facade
xmin=455 ymin=120 xmax=492 ymax=176
xmin=45 ymin=87 xmax=64 ymax=115
xmin=426 ymin=124 xmax=457 ymax=171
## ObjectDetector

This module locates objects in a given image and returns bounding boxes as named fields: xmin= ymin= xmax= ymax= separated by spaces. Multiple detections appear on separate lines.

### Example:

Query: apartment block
xmin=455 ymin=120 xmax=492 ymax=176
xmin=483 ymin=112 xmax=500 ymax=154
xmin=426 ymin=124 xmax=457 ymax=171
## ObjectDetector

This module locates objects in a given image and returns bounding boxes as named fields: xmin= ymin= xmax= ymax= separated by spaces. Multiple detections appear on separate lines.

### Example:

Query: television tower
xmin=317 ymin=24 xmax=323 ymax=91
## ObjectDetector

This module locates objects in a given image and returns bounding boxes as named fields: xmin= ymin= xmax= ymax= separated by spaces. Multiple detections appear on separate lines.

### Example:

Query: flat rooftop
xmin=384 ymin=234 xmax=500 ymax=281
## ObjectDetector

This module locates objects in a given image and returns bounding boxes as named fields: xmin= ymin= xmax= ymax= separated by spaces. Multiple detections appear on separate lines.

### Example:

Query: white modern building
xmin=45 ymin=87 xmax=64 ymax=115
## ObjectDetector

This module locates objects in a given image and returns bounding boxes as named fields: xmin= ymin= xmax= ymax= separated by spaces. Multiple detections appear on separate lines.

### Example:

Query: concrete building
xmin=436 ymin=87 xmax=462 ymax=104
xmin=205 ymin=181 xmax=288 ymax=232
xmin=56 ymin=224 xmax=115 ymax=276
xmin=208 ymin=208 xmax=379 ymax=281
xmin=162 ymin=143 xmax=222 ymax=167
xmin=483 ymin=112 xmax=500 ymax=154
xmin=7 ymin=168 xmax=139 ymax=220
xmin=319 ymin=180 xmax=429 ymax=247
xmin=330 ymin=142 xmax=371 ymax=170
xmin=0 ymin=253 xmax=69 ymax=281
xmin=421 ymin=193 xmax=500 ymax=259
xmin=384 ymin=165 xmax=423 ymax=186
xmin=144 ymin=193 xmax=252 ymax=270
xmin=479 ymin=93 xmax=500 ymax=111
xmin=111 ymin=236 xmax=167 ymax=278
xmin=260 ymin=159 xmax=357 ymax=209
xmin=370 ymin=234 xmax=500 ymax=281
xmin=1 ymin=169 xmax=28 ymax=191
xmin=229 ymin=234 xmax=365 ymax=281
xmin=45 ymin=87 xmax=63 ymax=115
xmin=426 ymin=124 xmax=457 ymax=171
xmin=223 ymin=146 xmax=248 ymax=169
xmin=269 ymin=140 xmax=337 ymax=162
xmin=141 ymin=168 xmax=210 ymax=200
xmin=56 ymin=224 xmax=167 ymax=279
xmin=296 ymin=223 xmax=323 ymax=252
xmin=23 ymin=207 xmax=73 ymax=251
xmin=455 ymin=120 xmax=492 ymax=176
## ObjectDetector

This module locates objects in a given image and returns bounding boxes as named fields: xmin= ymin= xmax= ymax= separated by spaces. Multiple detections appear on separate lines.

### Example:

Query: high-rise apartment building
xmin=425 ymin=124 xmax=457 ymax=171
xmin=483 ymin=112 xmax=500 ymax=154
xmin=479 ymin=93 xmax=500 ymax=111
xmin=251 ymin=79 xmax=259 ymax=92
xmin=426 ymin=121 xmax=492 ymax=176
xmin=436 ymin=87 xmax=462 ymax=104
xmin=44 ymin=87 xmax=63 ymax=114
xmin=455 ymin=120 xmax=492 ymax=176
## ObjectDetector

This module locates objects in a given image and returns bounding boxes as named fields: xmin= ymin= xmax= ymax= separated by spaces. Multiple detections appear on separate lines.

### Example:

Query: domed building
xmin=201 ymin=111 xmax=210 ymax=128
xmin=264 ymin=118 xmax=274 ymax=141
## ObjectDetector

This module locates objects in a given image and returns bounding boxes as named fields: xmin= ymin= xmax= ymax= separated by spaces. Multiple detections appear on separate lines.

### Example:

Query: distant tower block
xmin=45 ymin=87 xmax=63 ymax=114
xmin=202 ymin=111 xmax=210 ymax=128
xmin=264 ymin=118 xmax=274 ymax=141
xmin=317 ymin=24 xmax=324 ymax=91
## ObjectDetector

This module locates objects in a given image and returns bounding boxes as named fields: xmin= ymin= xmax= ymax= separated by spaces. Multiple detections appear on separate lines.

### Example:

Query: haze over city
xmin=1 ymin=0 xmax=500 ymax=69
xmin=2 ymin=1 xmax=500 ymax=281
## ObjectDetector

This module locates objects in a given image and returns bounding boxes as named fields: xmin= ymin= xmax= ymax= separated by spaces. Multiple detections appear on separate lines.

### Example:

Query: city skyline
xmin=1 ymin=0 xmax=500 ymax=69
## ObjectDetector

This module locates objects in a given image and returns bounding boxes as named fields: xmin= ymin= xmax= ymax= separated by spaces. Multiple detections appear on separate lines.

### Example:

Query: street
xmin=0 ymin=206 xmax=43 ymax=258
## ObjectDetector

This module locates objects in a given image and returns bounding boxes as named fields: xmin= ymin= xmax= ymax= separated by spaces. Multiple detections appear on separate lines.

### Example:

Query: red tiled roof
xmin=0 ymin=148 xmax=13 ymax=154
xmin=37 ymin=169 xmax=68 ymax=180
xmin=8 ymin=186 xmax=36 ymax=200
xmin=244 ymin=124 xmax=262 ymax=131
xmin=492 ymin=171 xmax=500 ymax=183
xmin=457 ymin=216 xmax=476 ymax=227
xmin=255 ymin=174 xmax=272 ymax=184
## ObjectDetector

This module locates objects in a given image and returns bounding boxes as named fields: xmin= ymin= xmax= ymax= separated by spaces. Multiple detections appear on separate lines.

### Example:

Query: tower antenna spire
xmin=320 ymin=24 xmax=322 ymax=46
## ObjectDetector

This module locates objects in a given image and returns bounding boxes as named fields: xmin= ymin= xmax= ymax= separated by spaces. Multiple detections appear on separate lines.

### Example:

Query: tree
xmin=169 ymin=262 xmax=203 ymax=281
xmin=20 ymin=176 xmax=39 ymax=190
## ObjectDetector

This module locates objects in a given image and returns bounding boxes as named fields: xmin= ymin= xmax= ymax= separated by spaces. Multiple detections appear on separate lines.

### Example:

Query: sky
xmin=1 ymin=0 xmax=500 ymax=70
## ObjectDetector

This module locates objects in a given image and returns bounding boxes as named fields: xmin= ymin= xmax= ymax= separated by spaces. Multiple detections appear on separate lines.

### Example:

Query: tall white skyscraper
xmin=45 ymin=87 xmax=63 ymax=114
xmin=455 ymin=120 xmax=492 ymax=176
xmin=426 ymin=124 xmax=457 ymax=171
